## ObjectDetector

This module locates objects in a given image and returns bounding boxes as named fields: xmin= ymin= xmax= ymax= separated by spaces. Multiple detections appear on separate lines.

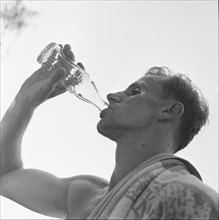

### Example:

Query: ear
xmin=157 ymin=102 xmax=184 ymax=121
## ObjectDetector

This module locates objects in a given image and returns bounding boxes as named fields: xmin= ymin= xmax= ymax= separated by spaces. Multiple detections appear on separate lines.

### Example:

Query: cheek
xmin=112 ymin=107 xmax=154 ymax=129
xmin=128 ymin=112 xmax=154 ymax=128
xmin=123 ymin=102 xmax=157 ymax=127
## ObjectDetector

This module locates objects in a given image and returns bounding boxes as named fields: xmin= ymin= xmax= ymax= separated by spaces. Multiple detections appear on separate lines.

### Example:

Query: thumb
xmin=47 ymin=67 xmax=66 ymax=88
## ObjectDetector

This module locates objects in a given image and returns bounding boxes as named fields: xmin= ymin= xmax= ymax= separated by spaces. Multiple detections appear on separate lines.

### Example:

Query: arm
xmin=1 ymin=169 xmax=108 ymax=218
xmin=0 ymin=66 xmax=66 ymax=176
xmin=0 ymin=44 xmax=85 ymax=218
xmin=0 ymin=95 xmax=32 ymax=176
xmin=1 ymin=44 xmax=75 ymax=176
xmin=1 ymin=169 xmax=70 ymax=218
xmin=0 ymin=44 xmax=75 ymax=175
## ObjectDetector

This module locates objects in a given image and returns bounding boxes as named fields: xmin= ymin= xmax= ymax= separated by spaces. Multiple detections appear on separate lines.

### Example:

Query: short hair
xmin=145 ymin=66 xmax=209 ymax=153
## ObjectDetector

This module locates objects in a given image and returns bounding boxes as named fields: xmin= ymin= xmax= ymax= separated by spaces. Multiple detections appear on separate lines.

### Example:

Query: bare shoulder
xmin=66 ymin=174 xmax=109 ymax=219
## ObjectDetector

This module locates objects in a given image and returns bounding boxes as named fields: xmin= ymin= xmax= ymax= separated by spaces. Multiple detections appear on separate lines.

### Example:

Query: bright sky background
xmin=1 ymin=1 xmax=218 ymax=219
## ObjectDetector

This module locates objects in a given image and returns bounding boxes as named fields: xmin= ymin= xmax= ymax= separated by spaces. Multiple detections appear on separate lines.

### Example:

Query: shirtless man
xmin=1 ymin=44 xmax=217 ymax=219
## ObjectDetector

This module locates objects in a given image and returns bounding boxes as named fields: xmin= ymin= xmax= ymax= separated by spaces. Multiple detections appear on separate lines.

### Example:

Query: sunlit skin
xmin=97 ymin=76 xmax=184 ymax=191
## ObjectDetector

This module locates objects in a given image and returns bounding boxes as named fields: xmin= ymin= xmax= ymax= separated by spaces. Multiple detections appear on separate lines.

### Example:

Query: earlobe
xmin=158 ymin=102 xmax=184 ymax=121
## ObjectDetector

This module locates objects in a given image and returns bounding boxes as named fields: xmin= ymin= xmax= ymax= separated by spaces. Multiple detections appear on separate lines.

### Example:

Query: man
xmin=1 ymin=44 xmax=218 ymax=219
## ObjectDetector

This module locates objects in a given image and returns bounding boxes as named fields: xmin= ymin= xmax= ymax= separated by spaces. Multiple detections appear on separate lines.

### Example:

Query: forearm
xmin=0 ymin=95 xmax=34 ymax=176
xmin=0 ymin=46 xmax=70 ymax=177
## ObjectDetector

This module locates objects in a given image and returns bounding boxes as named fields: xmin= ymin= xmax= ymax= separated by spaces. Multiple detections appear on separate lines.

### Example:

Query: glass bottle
xmin=37 ymin=43 xmax=108 ymax=111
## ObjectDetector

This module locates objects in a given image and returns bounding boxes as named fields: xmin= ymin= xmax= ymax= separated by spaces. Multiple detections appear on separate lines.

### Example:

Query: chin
xmin=96 ymin=120 xmax=117 ymax=141
xmin=97 ymin=120 xmax=108 ymax=136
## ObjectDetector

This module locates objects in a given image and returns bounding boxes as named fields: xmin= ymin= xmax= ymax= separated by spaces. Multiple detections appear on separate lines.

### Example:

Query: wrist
xmin=13 ymin=94 xmax=36 ymax=116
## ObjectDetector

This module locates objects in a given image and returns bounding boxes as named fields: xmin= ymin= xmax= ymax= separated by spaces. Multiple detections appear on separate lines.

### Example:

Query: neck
xmin=108 ymin=132 xmax=174 ymax=192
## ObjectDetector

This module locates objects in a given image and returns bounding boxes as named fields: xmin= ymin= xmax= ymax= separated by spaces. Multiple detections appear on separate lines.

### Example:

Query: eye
xmin=132 ymin=87 xmax=141 ymax=95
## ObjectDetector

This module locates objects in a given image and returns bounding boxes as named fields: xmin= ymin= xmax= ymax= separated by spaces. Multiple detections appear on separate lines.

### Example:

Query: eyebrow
xmin=128 ymin=83 xmax=137 ymax=88
xmin=127 ymin=81 xmax=146 ymax=90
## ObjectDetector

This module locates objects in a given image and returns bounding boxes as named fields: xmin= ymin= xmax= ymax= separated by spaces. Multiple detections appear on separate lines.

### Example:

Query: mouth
xmin=100 ymin=108 xmax=108 ymax=118
xmin=99 ymin=106 xmax=112 ymax=118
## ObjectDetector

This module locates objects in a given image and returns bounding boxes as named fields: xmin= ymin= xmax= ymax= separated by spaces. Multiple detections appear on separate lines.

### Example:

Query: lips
xmin=100 ymin=109 xmax=108 ymax=118
xmin=100 ymin=106 xmax=112 ymax=118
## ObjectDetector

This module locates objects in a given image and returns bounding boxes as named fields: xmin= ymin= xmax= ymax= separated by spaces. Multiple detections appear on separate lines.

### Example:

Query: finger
xmin=66 ymin=50 xmax=75 ymax=61
xmin=77 ymin=62 xmax=85 ymax=70
xmin=46 ymin=67 xmax=66 ymax=89
xmin=63 ymin=44 xmax=75 ymax=61
xmin=63 ymin=44 xmax=71 ymax=53
xmin=59 ymin=44 xmax=63 ymax=49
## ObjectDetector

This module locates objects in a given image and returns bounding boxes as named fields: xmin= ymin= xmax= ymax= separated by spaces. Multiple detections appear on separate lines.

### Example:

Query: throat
xmin=108 ymin=141 xmax=173 ymax=192
xmin=108 ymin=143 xmax=146 ymax=191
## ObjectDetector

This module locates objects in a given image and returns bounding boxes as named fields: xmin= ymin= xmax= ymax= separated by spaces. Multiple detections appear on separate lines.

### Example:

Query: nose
xmin=107 ymin=93 xmax=122 ymax=103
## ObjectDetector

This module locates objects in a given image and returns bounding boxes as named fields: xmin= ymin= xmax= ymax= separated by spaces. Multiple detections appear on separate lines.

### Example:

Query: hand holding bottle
xmin=17 ymin=44 xmax=79 ymax=110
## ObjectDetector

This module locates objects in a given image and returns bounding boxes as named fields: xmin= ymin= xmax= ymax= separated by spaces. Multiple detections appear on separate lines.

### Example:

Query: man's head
xmin=97 ymin=66 xmax=209 ymax=153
